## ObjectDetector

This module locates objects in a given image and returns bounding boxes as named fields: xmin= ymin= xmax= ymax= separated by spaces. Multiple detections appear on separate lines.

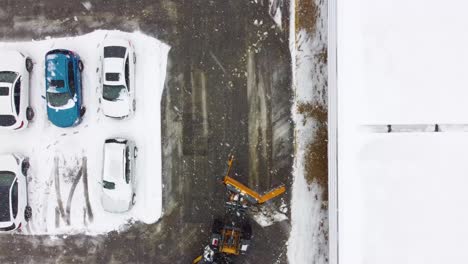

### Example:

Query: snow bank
xmin=287 ymin=0 xmax=329 ymax=263
xmin=0 ymin=30 xmax=170 ymax=235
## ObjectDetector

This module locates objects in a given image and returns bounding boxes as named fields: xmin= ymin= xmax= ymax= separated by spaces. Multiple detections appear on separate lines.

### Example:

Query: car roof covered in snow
xmin=45 ymin=50 xmax=76 ymax=94
xmin=102 ymin=38 xmax=130 ymax=86
xmin=103 ymin=58 xmax=125 ymax=85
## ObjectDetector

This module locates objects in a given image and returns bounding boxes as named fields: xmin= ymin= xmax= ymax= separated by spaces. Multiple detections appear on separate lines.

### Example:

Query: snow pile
xmin=81 ymin=1 xmax=92 ymax=11
xmin=356 ymin=133 xmax=468 ymax=264
xmin=287 ymin=0 xmax=329 ymax=263
xmin=251 ymin=204 xmax=288 ymax=227
xmin=0 ymin=30 xmax=170 ymax=235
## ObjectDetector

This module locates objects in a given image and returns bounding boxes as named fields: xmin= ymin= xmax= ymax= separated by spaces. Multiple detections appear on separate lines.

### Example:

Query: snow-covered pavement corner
xmin=0 ymin=30 xmax=170 ymax=235
xmin=287 ymin=0 xmax=329 ymax=263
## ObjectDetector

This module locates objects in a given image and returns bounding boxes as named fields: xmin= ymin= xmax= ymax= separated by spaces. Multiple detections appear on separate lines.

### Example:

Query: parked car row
xmin=0 ymin=137 xmax=138 ymax=232
xmin=0 ymin=38 xmax=140 ymax=232
xmin=0 ymin=37 xmax=136 ymax=130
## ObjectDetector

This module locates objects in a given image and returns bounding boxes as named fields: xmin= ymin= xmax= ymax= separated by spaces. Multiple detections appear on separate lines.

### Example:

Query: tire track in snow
xmin=54 ymin=156 xmax=67 ymax=225
xmin=82 ymin=157 xmax=94 ymax=223
xmin=65 ymin=163 xmax=82 ymax=226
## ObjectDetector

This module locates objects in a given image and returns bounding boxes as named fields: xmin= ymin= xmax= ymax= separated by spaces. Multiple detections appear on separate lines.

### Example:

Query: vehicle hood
xmin=0 ymin=83 xmax=13 ymax=114
xmin=47 ymin=101 xmax=79 ymax=128
xmin=0 ymin=50 xmax=24 ymax=72
xmin=102 ymin=94 xmax=131 ymax=118
xmin=101 ymin=187 xmax=132 ymax=213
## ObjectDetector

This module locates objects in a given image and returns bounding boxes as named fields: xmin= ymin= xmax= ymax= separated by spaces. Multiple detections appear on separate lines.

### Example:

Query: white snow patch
xmin=340 ymin=0 xmax=468 ymax=125
xmin=337 ymin=0 xmax=468 ymax=263
xmin=269 ymin=0 xmax=283 ymax=29
xmin=0 ymin=30 xmax=170 ymax=235
xmin=81 ymin=1 xmax=92 ymax=11
xmin=251 ymin=206 xmax=288 ymax=227
xmin=287 ymin=0 xmax=329 ymax=263
xmin=350 ymin=133 xmax=468 ymax=264
xmin=48 ymin=99 xmax=76 ymax=111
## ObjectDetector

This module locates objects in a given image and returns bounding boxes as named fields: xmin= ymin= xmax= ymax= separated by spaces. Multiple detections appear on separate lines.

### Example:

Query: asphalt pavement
xmin=0 ymin=0 xmax=293 ymax=263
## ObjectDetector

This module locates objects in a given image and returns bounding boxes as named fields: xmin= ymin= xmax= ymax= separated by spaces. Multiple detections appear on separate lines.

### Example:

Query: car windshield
xmin=0 ymin=115 xmax=16 ymax=127
xmin=47 ymin=92 xmax=71 ymax=107
xmin=104 ymin=46 xmax=126 ymax=58
xmin=103 ymin=180 xmax=115 ymax=190
xmin=0 ymin=172 xmax=15 ymax=222
xmin=103 ymin=85 xmax=126 ymax=101
xmin=0 ymin=72 xmax=18 ymax=83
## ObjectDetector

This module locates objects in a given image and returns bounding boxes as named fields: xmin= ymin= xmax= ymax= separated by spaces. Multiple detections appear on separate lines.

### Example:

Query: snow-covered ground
xmin=340 ymin=0 xmax=468 ymax=125
xmin=357 ymin=133 xmax=468 ymax=264
xmin=0 ymin=30 xmax=170 ymax=235
xmin=336 ymin=0 xmax=468 ymax=263
xmin=287 ymin=0 xmax=329 ymax=263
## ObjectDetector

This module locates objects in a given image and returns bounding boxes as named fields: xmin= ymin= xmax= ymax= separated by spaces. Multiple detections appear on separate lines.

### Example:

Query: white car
xmin=101 ymin=138 xmax=138 ymax=213
xmin=101 ymin=38 xmax=136 ymax=118
xmin=0 ymin=154 xmax=31 ymax=232
xmin=0 ymin=50 xmax=34 ymax=130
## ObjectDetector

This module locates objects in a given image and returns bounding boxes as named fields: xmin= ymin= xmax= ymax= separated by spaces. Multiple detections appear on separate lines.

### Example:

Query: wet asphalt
xmin=0 ymin=0 xmax=293 ymax=263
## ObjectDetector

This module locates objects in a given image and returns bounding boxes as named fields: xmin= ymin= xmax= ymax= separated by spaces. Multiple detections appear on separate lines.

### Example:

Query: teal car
xmin=45 ymin=49 xmax=85 ymax=128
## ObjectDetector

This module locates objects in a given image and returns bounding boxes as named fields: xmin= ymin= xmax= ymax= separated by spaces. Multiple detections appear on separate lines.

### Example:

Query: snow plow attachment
xmin=222 ymin=155 xmax=286 ymax=205
xmin=223 ymin=176 xmax=285 ymax=204
xmin=192 ymin=255 xmax=203 ymax=264
xmin=193 ymin=155 xmax=286 ymax=263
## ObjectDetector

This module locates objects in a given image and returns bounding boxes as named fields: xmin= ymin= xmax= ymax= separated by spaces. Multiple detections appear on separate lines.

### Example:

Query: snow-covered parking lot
xmin=0 ymin=30 xmax=170 ymax=235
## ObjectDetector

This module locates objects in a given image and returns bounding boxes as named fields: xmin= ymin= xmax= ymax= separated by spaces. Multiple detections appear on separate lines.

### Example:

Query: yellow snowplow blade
xmin=192 ymin=255 xmax=202 ymax=264
xmin=223 ymin=176 xmax=285 ymax=204
xmin=223 ymin=176 xmax=262 ymax=203
xmin=223 ymin=155 xmax=286 ymax=204
xmin=258 ymin=185 xmax=286 ymax=203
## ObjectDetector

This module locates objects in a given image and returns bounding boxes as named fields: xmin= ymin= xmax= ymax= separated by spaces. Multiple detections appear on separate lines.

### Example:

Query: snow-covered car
xmin=101 ymin=38 xmax=136 ymax=118
xmin=0 ymin=50 xmax=34 ymax=130
xmin=101 ymin=138 xmax=138 ymax=213
xmin=0 ymin=154 xmax=32 ymax=232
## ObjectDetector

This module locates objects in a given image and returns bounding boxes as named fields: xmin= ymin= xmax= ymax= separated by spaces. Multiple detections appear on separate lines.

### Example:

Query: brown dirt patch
xmin=316 ymin=47 xmax=328 ymax=64
xmin=298 ymin=103 xmax=328 ymax=200
xmin=296 ymin=0 xmax=318 ymax=34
